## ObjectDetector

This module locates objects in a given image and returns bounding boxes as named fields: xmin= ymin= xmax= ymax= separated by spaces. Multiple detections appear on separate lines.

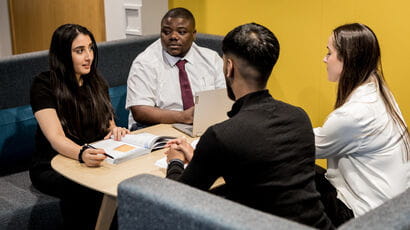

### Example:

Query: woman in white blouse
xmin=315 ymin=23 xmax=410 ymax=227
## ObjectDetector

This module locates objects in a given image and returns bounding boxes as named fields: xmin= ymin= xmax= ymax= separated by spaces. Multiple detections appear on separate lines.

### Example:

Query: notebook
xmin=172 ymin=88 xmax=233 ymax=137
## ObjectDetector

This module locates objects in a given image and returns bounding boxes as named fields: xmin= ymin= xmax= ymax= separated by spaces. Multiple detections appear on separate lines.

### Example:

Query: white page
xmin=121 ymin=132 xmax=158 ymax=149
xmin=92 ymin=139 xmax=148 ymax=164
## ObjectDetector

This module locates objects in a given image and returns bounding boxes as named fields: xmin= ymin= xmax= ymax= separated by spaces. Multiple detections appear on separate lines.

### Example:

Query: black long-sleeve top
xmin=167 ymin=90 xmax=333 ymax=229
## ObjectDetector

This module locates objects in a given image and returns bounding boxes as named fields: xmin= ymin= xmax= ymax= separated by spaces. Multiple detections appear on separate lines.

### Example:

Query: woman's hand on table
xmin=104 ymin=126 xmax=130 ymax=141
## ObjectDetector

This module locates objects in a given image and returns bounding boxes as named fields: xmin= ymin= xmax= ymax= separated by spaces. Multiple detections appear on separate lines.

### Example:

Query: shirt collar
xmin=162 ymin=42 xmax=196 ymax=67
xmin=163 ymin=50 xmax=181 ymax=66
xmin=227 ymin=90 xmax=271 ymax=117
xmin=347 ymin=82 xmax=378 ymax=103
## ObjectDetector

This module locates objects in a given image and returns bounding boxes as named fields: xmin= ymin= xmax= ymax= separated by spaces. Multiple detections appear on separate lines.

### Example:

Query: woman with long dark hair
xmin=30 ymin=24 xmax=128 ymax=229
xmin=314 ymin=23 xmax=409 ymax=227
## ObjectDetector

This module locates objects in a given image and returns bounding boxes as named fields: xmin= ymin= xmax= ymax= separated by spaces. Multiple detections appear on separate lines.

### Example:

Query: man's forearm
xmin=131 ymin=105 xmax=193 ymax=124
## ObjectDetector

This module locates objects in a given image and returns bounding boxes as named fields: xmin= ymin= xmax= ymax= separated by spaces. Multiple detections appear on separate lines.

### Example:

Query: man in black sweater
xmin=165 ymin=23 xmax=334 ymax=229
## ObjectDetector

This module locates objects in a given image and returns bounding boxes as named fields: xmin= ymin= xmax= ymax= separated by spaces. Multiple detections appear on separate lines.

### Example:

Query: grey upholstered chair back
xmin=117 ymin=174 xmax=313 ymax=230
xmin=339 ymin=188 xmax=410 ymax=230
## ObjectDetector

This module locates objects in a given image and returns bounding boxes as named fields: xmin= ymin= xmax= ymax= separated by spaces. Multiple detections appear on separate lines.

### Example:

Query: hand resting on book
xmin=91 ymin=132 xmax=174 ymax=164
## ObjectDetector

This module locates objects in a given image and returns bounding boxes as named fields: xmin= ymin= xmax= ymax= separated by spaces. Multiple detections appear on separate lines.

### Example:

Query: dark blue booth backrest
xmin=98 ymin=35 xmax=158 ymax=88
xmin=0 ymin=49 xmax=48 ymax=173
xmin=0 ymin=35 xmax=160 ymax=110
xmin=0 ymin=51 xmax=48 ymax=110
xmin=0 ymin=33 xmax=223 ymax=110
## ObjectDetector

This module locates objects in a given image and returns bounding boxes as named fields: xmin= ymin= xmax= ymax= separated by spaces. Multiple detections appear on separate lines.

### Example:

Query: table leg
xmin=95 ymin=194 xmax=117 ymax=230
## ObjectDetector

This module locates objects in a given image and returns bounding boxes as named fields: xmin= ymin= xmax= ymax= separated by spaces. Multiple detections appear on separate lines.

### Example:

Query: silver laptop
xmin=173 ymin=88 xmax=233 ymax=137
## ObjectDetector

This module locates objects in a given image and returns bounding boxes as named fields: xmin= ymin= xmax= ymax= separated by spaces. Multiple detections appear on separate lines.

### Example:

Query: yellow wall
xmin=169 ymin=0 xmax=409 ymax=125
xmin=169 ymin=1 xmax=410 ymax=167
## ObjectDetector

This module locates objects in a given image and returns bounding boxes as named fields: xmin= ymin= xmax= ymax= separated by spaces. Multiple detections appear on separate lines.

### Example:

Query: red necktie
xmin=176 ymin=59 xmax=194 ymax=110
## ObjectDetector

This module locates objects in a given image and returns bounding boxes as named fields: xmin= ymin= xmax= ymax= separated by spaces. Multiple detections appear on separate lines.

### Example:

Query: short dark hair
xmin=222 ymin=23 xmax=280 ymax=87
xmin=161 ymin=7 xmax=195 ymax=29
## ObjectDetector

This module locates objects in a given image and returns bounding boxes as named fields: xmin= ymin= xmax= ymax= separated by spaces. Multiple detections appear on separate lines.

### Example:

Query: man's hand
xmin=165 ymin=145 xmax=187 ymax=163
xmin=180 ymin=106 xmax=194 ymax=124
xmin=165 ymin=137 xmax=194 ymax=162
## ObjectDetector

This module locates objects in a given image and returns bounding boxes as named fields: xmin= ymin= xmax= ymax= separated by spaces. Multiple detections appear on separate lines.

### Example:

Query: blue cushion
xmin=109 ymin=85 xmax=128 ymax=128
xmin=0 ymin=86 xmax=127 ymax=175
xmin=0 ymin=105 xmax=37 ymax=174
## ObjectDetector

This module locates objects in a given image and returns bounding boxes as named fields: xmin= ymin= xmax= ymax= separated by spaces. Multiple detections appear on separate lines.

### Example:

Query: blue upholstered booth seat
xmin=0 ymin=88 xmax=127 ymax=228
xmin=0 ymin=87 xmax=128 ymax=175
xmin=109 ymin=85 xmax=128 ymax=129
xmin=0 ymin=87 xmax=127 ymax=229
xmin=0 ymin=105 xmax=36 ymax=175
xmin=0 ymin=86 xmax=128 ymax=175
xmin=0 ymin=33 xmax=224 ymax=229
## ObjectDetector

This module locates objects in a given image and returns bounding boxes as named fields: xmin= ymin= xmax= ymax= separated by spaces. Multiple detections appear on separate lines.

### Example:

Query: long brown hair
xmin=48 ymin=24 xmax=113 ymax=142
xmin=333 ymin=23 xmax=409 ymax=161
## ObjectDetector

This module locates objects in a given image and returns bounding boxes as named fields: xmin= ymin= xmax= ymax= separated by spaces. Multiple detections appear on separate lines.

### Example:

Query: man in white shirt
xmin=126 ymin=7 xmax=226 ymax=130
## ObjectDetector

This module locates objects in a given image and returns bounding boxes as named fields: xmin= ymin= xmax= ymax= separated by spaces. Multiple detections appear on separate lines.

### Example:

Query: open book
xmin=91 ymin=132 xmax=175 ymax=164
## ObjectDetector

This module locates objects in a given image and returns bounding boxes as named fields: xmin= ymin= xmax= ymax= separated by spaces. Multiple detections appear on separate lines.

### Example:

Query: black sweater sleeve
xmin=166 ymin=160 xmax=185 ymax=181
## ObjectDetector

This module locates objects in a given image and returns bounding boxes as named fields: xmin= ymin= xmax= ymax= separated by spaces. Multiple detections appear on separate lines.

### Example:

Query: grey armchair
xmin=117 ymin=174 xmax=313 ymax=230
xmin=118 ymin=174 xmax=410 ymax=230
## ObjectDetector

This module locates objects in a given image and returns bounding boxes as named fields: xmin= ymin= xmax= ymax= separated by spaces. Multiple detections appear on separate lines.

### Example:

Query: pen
xmin=86 ymin=144 xmax=114 ymax=159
